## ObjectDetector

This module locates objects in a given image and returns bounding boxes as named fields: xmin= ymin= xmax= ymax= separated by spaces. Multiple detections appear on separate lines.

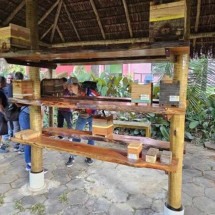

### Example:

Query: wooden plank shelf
xmin=9 ymin=97 xmax=185 ymax=115
xmin=11 ymin=135 xmax=178 ymax=172
xmin=42 ymin=127 xmax=170 ymax=150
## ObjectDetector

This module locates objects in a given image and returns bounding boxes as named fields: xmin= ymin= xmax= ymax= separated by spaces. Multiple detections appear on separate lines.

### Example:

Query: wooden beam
xmin=10 ymin=97 xmax=186 ymax=115
xmin=38 ymin=0 xmax=60 ymax=25
xmin=184 ymin=0 xmax=191 ymax=40
xmin=5 ymin=58 xmax=57 ymax=69
xmin=63 ymin=1 xmax=81 ymax=41
xmin=195 ymin=0 xmax=201 ymax=32
xmin=190 ymin=32 xmax=215 ymax=39
xmin=40 ymin=24 xmax=53 ymax=40
xmin=122 ymin=0 xmax=133 ymax=38
xmin=2 ymin=0 xmax=25 ymax=26
xmin=52 ymin=37 xmax=149 ymax=48
xmin=56 ymin=25 xmax=65 ymax=42
xmin=89 ymin=0 xmax=106 ymax=39
xmin=50 ymin=0 xmax=63 ymax=42
xmin=193 ymin=0 xmax=201 ymax=47
xmin=25 ymin=0 xmax=43 ymax=175
xmin=168 ymin=53 xmax=189 ymax=210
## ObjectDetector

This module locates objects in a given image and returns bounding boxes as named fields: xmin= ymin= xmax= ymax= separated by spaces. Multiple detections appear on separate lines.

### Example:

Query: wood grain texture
xmin=9 ymin=97 xmax=186 ymax=115
xmin=11 ymin=135 xmax=178 ymax=172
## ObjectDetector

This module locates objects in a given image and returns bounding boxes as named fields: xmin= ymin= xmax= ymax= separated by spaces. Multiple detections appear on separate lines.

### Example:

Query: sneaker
xmin=85 ymin=158 xmax=94 ymax=166
xmin=14 ymin=144 xmax=20 ymax=152
xmin=18 ymin=149 xmax=24 ymax=154
xmin=25 ymin=164 xmax=31 ymax=171
xmin=0 ymin=148 xmax=9 ymax=153
xmin=66 ymin=156 xmax=75 ymax=167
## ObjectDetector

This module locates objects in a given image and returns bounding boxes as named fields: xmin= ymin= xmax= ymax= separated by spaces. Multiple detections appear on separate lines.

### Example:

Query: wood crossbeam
xmin=2 ymin=0 xmax=25 ymax=26
xmin=63 ymin=1 xmax=81 ymax=41
xmin=38 ymin=0 xmax=60 ymax=25
xmin=50 ymin=0 xmax=63 ymax=42
xmin=122 ymin=0 xmax=133 ymax=38
xmin=56 ymin=25 xmax=65 ymax=42
xmin=193 ymin=0 xmax=201 ymax=47
xmin=89 ymin=0 xmax=106 ymax=39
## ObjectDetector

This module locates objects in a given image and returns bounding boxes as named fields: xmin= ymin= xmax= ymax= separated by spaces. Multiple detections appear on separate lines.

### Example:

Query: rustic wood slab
xmin=9 ymin=97 xmax=185 ymax=115
xmin=11 ymin=135 xmax=178 ymax=172
xmin=42 ymin=127 xmax=170 ymax=150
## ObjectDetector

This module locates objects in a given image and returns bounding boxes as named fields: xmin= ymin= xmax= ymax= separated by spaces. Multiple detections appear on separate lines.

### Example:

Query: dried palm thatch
xmin=0 ymin=0 xmax=214 ymax=58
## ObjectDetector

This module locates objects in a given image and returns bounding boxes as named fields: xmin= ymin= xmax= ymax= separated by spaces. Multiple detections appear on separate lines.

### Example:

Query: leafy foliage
xmin=185 ymin=57 xmax=215 ymax=144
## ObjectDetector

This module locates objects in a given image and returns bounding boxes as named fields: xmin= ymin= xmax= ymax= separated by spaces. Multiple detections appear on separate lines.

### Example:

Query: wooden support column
xmin=168 ymin=52 xmax=189 ymax=210
xmin=26 ymin=0 xmax=43 ymax=173
xmin=47 ymin=69 xmax=54 ymax=127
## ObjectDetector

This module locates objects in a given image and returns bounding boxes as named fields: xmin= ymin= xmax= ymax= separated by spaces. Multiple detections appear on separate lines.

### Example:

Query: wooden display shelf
xmin=11 ymin=135 xmax=178 ymax=172
xmin=42 ymin=127 xmax=170 ymax=150
xmin=9 ymin=97 xmax=185 ymax=115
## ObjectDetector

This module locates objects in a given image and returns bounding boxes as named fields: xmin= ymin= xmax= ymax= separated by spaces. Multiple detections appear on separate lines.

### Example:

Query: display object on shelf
xmin=41 ymin=78 xmax=65 ymax=97
xmin=13 ymin=80 xmax=33 ymax=99
xmin=127 ymin=142 xmax=143 ymax=160
xmin=92 ymin=115 xmax=113 ymax=138
xmin=131 ymin=83 xmax=153 ymax=104
xmin=145 ymin=147 xmax=159 ymax=163
xmin=0 ymin=24 xmax=30 ymax=52
xmin=159 ymin=80 xmax=180 ymax=107
xmin=160 ymin=150 xmax=172 ymax=164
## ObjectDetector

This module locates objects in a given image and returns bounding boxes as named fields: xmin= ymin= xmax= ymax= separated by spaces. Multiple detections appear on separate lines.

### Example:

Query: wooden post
xmin=26 ymin=0 xmax=43 ymax=174
xmin=47 ymin=69 xmax=54 ymax=127
xmin=168 ymin=52 xmax=189 ymax=210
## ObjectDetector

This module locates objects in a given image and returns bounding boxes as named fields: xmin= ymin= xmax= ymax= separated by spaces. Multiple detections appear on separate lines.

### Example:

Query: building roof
xmin=0 ymin=0 xmax=214 ymax=65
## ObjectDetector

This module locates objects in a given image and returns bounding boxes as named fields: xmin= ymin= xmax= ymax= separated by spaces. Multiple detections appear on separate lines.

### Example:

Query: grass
xmin=14 ymin=200 xmax=25 ymax=212
xmin=30 ymin=203 xmax=46 ymax=215
xmin=0 ymin=194 xmax=5 ymax=206
xmin=58 ymin=192 xmax=68 ymax=204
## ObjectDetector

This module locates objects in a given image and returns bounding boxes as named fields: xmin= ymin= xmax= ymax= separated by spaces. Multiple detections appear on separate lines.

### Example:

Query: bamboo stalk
xmin=52 ymin=37 xmax=149 ymax=48
xmin=47 ymin=69 xmax=54 ymax=127
xmin=26 ymin=0 xmax=43 ymax=173
xmin=122 ymin=0 xmax=133 ymax=38
xmin=3 ymin=0 xmax=25 ymax=26
xmin=89 ymin=0 xmax=106 ymax=39
xmin=168 ymin=53 xmax=189 ymax=209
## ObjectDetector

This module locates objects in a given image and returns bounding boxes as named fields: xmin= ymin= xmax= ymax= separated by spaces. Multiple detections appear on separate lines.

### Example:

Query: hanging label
xmin=169 ymin=95 xmax=179 ymax=102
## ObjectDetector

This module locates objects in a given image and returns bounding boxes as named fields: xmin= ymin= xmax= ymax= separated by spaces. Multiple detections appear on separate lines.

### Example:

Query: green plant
xmin=14 ymin=200 xmax=25 ymax=212
xmin=30 ymin=203 xmax=46 ymax=215
xmin=58 ymin=192 xmax=68 ymax=204
xmin=185 ymin=57 xmax=215 ymax=143
xmin=0 ymin=194 xmax=5 ymax=206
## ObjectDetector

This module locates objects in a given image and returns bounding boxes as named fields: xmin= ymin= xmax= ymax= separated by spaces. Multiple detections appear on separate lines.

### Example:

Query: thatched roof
xmin=0 ymin=0 xmax=214 ymax=64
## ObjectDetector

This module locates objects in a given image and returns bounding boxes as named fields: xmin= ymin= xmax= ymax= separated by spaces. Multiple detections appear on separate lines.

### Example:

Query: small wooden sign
xmin=131 ymin=83 xmax=153 ymax=104
xmin=159 ymin=80 xmax=180 ymax=107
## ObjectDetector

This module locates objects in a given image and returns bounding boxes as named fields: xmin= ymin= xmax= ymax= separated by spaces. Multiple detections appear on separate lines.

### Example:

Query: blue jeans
xmin=73 ymin=115 xmax=94 ymax=145
xmin=57 ymin=110 xmax=72 ymax=129
xmin=70 ymin=115 xmax=94 ymax=159
xmin=2 ymin=120 xmax=20 ymax=142
xmin=19 ymin=111 xmax=31 ymax=164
